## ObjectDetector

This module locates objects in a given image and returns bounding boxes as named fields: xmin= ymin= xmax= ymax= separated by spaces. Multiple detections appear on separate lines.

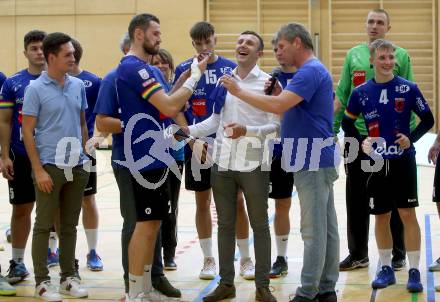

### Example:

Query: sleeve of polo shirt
xmin=284 ymin=66 xmax=316 ymax=103
xmin=0 ymin=79 xmax=15 ymax=110
xmin=22 ymin=85 xmax=40 ymax=117
xmin=120 ymin=62 xmax=163 ymax=102
xmin=80 ymin=83 xmax=88 ymax=111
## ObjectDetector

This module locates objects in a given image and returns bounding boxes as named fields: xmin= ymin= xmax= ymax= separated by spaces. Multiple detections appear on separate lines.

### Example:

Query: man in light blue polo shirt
xmin=22 ymin=32 xmax=90 ymax=302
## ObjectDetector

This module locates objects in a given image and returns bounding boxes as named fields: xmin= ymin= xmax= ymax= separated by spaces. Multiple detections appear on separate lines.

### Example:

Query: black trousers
xmin=161 ymin=161 xmax=184 ymax=260
xmin=344 ymin=139 xmax=405 ymax=260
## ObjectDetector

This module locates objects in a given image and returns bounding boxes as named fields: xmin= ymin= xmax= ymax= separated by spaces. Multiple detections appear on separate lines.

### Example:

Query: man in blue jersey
xmin=175 ymin=21 xmax=254 ymax=280
xmin=0 ymin=72 xmax=5 ymax=88
xmin=267 ymin=36 xmax=296 ymax=279
xmin=94 ymin=33 xmax=183 ymax=300
xmin=221 ymin=23 xmax=340 ymax=302
xmin=342 ymin=39 xmax=433 ymax=293
xmin=0 ymin=30 xmax=46 ymax=284
xmin=114 ymin=14 xmax=208 ymax=301
xmin=69 ymin=39 xmax=104 ymax=271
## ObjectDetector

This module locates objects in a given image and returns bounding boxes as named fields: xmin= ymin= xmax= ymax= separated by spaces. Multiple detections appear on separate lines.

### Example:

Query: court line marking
xmin=425 ymin=214 xmax=435 ymax=302
xmin=193 ymin=191 xmax=297 ymax=302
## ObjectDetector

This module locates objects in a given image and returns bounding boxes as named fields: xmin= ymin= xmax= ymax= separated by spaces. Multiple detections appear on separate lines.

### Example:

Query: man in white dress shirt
xmin=184 ymin=30 xmax=279 ymax=302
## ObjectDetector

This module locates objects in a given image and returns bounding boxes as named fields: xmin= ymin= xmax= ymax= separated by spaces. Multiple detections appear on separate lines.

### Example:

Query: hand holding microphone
xmin=264 ymin=67 xmax=282 ymax=95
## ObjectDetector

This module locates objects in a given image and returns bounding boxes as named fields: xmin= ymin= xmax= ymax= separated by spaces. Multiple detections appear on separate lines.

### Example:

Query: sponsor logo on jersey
xmin=395 ymin=84 xmax=410 ymax=93
xmin=138 ymin=69 xmax=150 ymax=80
xmin=416 ymin=97 xmax=426 ymax=112
xmin=83 ymin=80 xmax=92 ymax=88
xmin=145 ymin=207 xmax=152 ymax=215
xmin=368 ymin=121 xmax=380 ymax=137
xmin=408 ymin=198 xmax=417 ymax=203
xmin=352 ymin=70 xmax=366 ymax=87
xmin=364 ymin=109 xmax=379 ymax=120
xmin=192 ymin=99 xmax=207 ymax=116
xmin=369 ymin=197 xmax=374 ymax=209
xmin=142 ymin=78 xmax=155 ymax=87
xmin=220 ymin=67 xmax=234 ymax=75
xmin=394 ymin=98 xmax=405 ymax=113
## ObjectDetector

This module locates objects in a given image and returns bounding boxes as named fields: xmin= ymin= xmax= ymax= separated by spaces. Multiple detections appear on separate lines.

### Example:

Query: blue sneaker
xmin=372 ymin=265 xmax=396 ymax=289
xmin=5 ymin=260 xmax=29 ymax=284
xmin=87 ymin=249 xmax=103 ymax=271
xmin=47 ymin=248 xmax=59 ymax=267
xmin=407 ymin=268 xmax=423 ymax=292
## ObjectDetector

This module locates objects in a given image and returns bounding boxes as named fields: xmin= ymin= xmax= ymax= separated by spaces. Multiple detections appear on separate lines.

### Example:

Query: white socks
xmin=49 ymin=232 xmax=58 ymax=252
xmin=236 ymin=238 xmax=250 ymax=259
xmin=199 ymin=238 xmax=213 ymax=258
xmin=128 ymin=273 xmax=143 ymax=298
xmin=84 ymin=229 xmax=98 ymax=252
xmin=378 ymin=249 xmax=392 ymax=267
xmin=276 ymin=235 xmax=289 ymax=257
xmin=12 ymin=248 xmax=24 ymax=262
xmin=407 ymin=250 xmax=420 ymax=269
xmin=143 ymin=264 xmax=152 ymax=293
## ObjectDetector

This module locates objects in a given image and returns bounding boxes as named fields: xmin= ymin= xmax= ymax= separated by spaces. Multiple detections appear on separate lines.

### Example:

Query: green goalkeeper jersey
xmin=334 ymin=43 xmax=416 ymax=135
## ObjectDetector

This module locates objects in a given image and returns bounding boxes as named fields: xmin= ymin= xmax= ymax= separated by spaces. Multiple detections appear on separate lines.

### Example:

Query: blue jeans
xmin=294 ymin=167 xmax=339 ymax=299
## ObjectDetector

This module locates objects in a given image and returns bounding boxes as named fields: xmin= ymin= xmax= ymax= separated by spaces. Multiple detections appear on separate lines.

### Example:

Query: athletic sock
xmin=84 ymin=228 xmax=98 ymax=252
xmin=407 ymin=250 xmax=420 ymax=270
xmin=378 ymin=249 xmax=392 ymax=267
xmin=236 ymin=238 xmax=250 ymax=259
xmin=128 ymin=273 xmax=143 ymax=298
xmin=199 ymin=238 xmax=213 ymax=258
xmin=276 ymin=235 xmax=289 ymax=257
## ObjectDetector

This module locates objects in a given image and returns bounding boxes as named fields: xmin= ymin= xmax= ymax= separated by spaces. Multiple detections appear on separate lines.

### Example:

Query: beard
xmin=143 ymin=39 xmax=160 ymax=56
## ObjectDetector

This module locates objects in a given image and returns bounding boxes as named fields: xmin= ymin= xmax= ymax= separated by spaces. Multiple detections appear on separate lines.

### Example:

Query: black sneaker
xmin=269 ymin=256 xmax=288 ymax=278
xmin=315 ymin=291 xmax=337 ymax=302
xmin=392 ymin=258 xmax=406 ymax=271
xmin=289 ymin=295 xmax=317 ymax=302
xmin=152 ymin=275 xmax=181 ymax=298
xmin=339 ymin=255 xmax=369 ymax=271
xmin=164 ymin=258 xmax=177 ymax=271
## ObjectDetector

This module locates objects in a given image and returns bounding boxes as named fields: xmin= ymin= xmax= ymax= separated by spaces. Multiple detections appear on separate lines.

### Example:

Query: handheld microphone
xmin=265 ymin=67 xmax=282 ymax=95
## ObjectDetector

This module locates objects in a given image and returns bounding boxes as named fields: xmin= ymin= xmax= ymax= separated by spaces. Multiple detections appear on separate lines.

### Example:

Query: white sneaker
xmin=126 ymin=292 xmax=146 ymax=302
xmin=429 ymin=257 xmax=440 ymax=271
xmin=239 ymin=257 xmax=255 ymax=280
xmin=34 ymin=280 xmax=62 ymax=302
xmin=144 ymin=288 xmax=170 ymax=301
xmin=199 ymin=256 xmax=216 ymax=280
xmin=59 ymin=277 xmax=88 ymax=298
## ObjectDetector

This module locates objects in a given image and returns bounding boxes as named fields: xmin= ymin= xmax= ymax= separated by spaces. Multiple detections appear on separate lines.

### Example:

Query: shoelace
xmin=204 ymin=259 xmax=215 ymax=270
xmin=377 ymin=267 xmax=390 ymax=279
xmin=241 ymin=260 xmax=254 ymax=271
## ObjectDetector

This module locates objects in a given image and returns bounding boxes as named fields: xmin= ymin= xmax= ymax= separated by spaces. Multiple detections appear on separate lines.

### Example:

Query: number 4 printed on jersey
xmin=379 ymin=89 xmax=389 ymax=105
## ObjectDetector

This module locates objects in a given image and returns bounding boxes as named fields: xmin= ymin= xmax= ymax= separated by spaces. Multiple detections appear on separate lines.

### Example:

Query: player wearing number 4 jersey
xmin=334 ymin=9 xmax=415 ymax=272
xmin=174 ymin=21 xmax=255 ymax=281
xmin=342 ymin=39 xmax=434 ymax=293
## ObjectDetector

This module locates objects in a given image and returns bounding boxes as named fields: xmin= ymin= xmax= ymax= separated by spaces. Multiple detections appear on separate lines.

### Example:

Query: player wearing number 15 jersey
xmin=173 ymin=22 xmax=238 ymax=280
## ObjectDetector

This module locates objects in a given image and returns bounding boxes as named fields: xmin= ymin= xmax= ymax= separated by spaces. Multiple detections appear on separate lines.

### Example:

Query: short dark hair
xmin=276 ymin=23 xmax=314 ymax=51
xmin=42 ymin=32 xmax=72 ymax=62
xmin=369 ymin=8 xmax=391 ymax=24
xmin=71 ymin=39 xmax=83 ymax=65
xmin=190 ymin=21 xmax=215 ymax=41
xmin=128 ymin=13 xmax=160 ymax=41
xmin=240 ymin=30 xmax=264 ymax=51
xmin=24 ymin=30 xmax=46 ymax=50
